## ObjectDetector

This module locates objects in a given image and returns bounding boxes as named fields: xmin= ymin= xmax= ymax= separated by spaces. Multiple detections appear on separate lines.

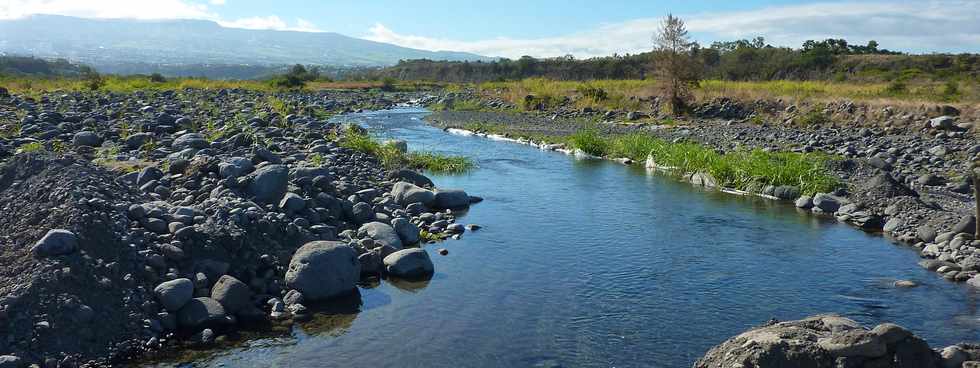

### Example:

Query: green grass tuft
xmin=567 ymin=132 xmax=839 ymax=195
xmin=339 ymin=125 xmax=473 ymax=174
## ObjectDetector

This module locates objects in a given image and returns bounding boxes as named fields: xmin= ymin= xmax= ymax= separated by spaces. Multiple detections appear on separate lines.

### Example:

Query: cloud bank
xmin=0 ymin=0 xmax=322 ymax=32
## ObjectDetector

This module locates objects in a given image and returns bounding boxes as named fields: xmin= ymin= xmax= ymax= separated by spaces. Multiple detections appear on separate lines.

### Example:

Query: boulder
xmin=391 ymin=181 xmax=435 ymax=206
xmin=136 ymin=166 xmax=164 ymax=187
xmin=694 ymin=315 xmax=940 ymax=368
xmin=154 ymin=278 xmax=194 ymax=312
xmin=383 ymin=248 xmax=434 ymax=278
xmin=279 ymin=192 xmax=306 ymax=213
xmin=930 ymin=116 xmax=955 ymax=130
xmin=210 ymin=275 xmax=252 ymax=314
xmin=284 ymin=241 xmax=360 ymax=301
xmin=358 ymin=222 xmax=403 ymax=249
xmin=433 ymin=189 xmax=471 ymax=209
xmin=31 ymin=229 xmax=78 ymax=257
xmin=392 ymin=217 xmax=420 ymax=245
xmin=247 ymin=165 xmax=288 ymax=204
xmin=72 ymin=131 xmax=101 ymax=147
xmin=795 ymin=195 xmax=814 ymax=209
xmin=172 ymin=132 xmax=209 ymax=150
xmin=772 ymin=185 xmax=801 ymax=200
xmin=388 ymin=169 xmax=434 ymax=188
xmin=125 ymin=132 xmax=154 ymax=150
xmin=952 ymin=216 xmax=976 ymax=235
xmin=177 ymin=297 xmax=228 ymax=330
xmin=812 ymin=193 xmax=840 ymax=213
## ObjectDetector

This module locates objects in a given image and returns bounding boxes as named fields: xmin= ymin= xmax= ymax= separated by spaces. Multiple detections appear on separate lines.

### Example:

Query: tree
xmin=652 ymin=14 xmax=701 ymax=115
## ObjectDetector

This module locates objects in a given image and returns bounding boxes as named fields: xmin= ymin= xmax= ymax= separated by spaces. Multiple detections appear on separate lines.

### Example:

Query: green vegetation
xmin=566 ymin=132 xmax=839 ymax=195
xmin=15 ymin=141 xmax=44 ymax=154
xmin=338 ymin=125 xmax=473 ymax=174
xmin=367 ymin=38 xmax=976 ymax=83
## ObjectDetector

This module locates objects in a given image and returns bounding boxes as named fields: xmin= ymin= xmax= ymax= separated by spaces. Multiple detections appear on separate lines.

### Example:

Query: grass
xmin=566 ymin=131 xmax=839 ymax=195
xmin=338 ymin=125 xmax=473 ymax=174
xmin=456 ymin=78 xmax=980 ymax=113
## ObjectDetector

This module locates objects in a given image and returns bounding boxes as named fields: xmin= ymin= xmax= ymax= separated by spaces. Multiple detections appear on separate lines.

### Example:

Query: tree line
xmin=358 ymin=38 xmax=978 ymax=83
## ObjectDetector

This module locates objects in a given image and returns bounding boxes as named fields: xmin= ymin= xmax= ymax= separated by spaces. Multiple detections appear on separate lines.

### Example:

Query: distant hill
xmin=0 ymin=15 xmax=491 ymax=75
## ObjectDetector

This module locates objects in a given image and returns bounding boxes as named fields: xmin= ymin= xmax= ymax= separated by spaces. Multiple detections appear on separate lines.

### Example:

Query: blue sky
xmin=2 ymin=0 xmax=978 ymax=57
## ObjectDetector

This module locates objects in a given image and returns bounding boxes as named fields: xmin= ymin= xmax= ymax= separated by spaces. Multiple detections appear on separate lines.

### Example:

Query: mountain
xmin=0 ymin=15 xmax=491 ymax=75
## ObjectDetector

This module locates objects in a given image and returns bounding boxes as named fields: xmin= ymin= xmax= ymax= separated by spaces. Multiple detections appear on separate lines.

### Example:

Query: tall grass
xmin=339 ymin=126 xmax=473 ymax=174
xmin=465 ymin=78 xmax=979 ymax=110
xmin=568 ymin=132 xmax=839 ymax=195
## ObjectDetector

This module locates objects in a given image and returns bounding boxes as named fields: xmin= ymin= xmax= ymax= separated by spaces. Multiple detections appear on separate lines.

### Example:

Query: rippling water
xmin=187 ymin=109 xmax=980 ymax=367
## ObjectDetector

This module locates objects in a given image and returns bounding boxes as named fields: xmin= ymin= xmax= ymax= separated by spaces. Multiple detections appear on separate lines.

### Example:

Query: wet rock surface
xmin=0 ymin=89 xmax=476 ymax=365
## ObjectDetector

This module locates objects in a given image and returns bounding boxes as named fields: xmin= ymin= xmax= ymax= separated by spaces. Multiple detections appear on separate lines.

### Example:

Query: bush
xmin=149 ymin=73 xmax=166 ymax=83
xmin=942 ymin=80 xmax=960 ymax=101
xmin=568 ymin=129 xmax=609 ymax=156
xmin=577 ymin=85 xmax=608 ymax=102
xmin=380 ymin=77 xmax=397 ymax=92
xmin=884 ymin=80 xmax=907 ymax=95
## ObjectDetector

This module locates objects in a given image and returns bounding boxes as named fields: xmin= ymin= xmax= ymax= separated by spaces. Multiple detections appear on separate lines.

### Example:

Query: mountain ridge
xmin=0 ymin=14 xmax=491 ymax=71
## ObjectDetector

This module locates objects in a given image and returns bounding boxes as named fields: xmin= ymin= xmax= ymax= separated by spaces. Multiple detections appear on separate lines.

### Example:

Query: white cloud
xmin=365 ymin=0 xmax=980 ymax=58
xmin=217 ymin=15 xmax=321 ymax=32
xmin=0 ymin=0 xmax=215 ymax=20
xmin=0 ymin=0 xmax=323 ymax=32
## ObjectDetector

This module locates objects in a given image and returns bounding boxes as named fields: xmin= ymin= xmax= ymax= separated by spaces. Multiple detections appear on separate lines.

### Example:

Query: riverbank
xmin=423 ymin=96 xmax=980 ymax=287
xmin=0 ymin=89 xmax=479 ymax=366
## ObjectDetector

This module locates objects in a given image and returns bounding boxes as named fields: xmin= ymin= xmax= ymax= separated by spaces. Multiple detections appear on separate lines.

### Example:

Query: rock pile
xmin=0 ymin=89 xmax=476 ymax=365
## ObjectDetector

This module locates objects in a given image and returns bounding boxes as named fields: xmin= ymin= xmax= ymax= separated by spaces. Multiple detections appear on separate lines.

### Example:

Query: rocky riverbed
xmin=0 ymin=89 xmax=479 ymax=366
xmin=425 ymin=93 xmax=980 ymax=290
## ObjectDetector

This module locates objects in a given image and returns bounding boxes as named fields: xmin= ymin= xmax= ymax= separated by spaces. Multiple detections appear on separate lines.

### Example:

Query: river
xmin=186 ymin=108 xmax=980 ymax=367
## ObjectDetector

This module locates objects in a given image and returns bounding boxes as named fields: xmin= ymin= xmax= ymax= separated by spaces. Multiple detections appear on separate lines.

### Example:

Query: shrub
xmin=577 ymin=85 xmax=608 ymax=102
xmin=885 ymin=80 xmax=907 ymax=95
xmin=149 ymin=73 xmax=166 ymax=83
xmin=380 ymin=77 xmax=397 ymax=92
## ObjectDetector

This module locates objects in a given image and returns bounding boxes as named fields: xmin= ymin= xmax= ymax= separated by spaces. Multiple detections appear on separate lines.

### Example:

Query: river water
xmin=190 ymin=108 xmax=980 ymax=367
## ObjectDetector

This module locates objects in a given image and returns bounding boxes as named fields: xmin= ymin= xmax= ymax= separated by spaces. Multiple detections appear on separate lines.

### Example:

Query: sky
xmin=1 ymin=0 xmax=978 ymax=58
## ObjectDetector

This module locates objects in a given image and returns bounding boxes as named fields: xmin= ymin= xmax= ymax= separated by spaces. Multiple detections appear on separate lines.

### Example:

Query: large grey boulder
xmin=388 ymin=169 xmax=434 ymax=188
xmin=391 ymin=181 xmax=435 ymax=206
xmin=247 ymin=165 xmax=288 ymax=204
xmin=137 ymin=166 xmax=164 ymax=187
xmin=210 ymin=275 xmax=252 ymax=314
xmin=172 ymin=132 xmax=209 ymax=150
xmin=392 ymin=217 xmax=420 ymax=245
xmin=284 ymin=241 xmax=360 ymax=301
xmin=125 ymin=132 xmax=154 ymax=150
xmin=279 ymin=192 xmax=306 ymax=213
xmin=433 ymin=189 xmax=471 ymax=209
xmin=383 ymin=248 xmax=434 ymax=278
xmin=31 ymin=229 xmax=78 ymax=257
xmin=930 ymin=115 xmax=955 ymax=130
xmin=812 ymin=193 xmax=841 ymax=213
xmin=154 ymin=278 xmax=194 ymax=312
xmin=358 ymin=222 xmax=403 ymax=249
xmin=694 ymin=315 xmax=940 ymax=368
xmin=218 ymin=157 xmax=254 ymax=179
xmin=72 ymin=131 xmax=101 ymax=147
xmin=177 ymin=297 xmax=228 ymax=330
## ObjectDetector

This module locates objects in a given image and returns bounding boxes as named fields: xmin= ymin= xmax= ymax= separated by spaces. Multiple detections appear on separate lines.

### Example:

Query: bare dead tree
xmin=653 ymin=14 xmax=701 ymax=115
